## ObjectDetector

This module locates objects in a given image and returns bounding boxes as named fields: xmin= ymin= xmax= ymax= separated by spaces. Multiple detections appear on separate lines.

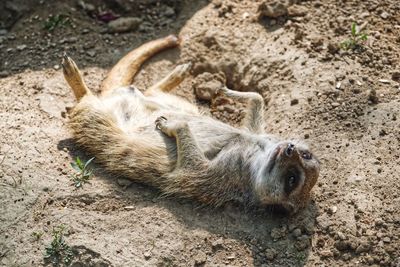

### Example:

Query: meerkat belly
xmin=121 ymin=111 xmax=237 ymax=160
xmin=103 ymin=93 xmax=240 ymax=168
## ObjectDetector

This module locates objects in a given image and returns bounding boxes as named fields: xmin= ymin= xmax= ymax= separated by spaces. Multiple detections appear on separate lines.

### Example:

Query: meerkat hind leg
xmin=145 ymin=63 xmax=191 ymax=96
xmin=216 ymin=87 xmax=264 ymax=133
xmin=62 ymin=55 xmax=92 ymax=100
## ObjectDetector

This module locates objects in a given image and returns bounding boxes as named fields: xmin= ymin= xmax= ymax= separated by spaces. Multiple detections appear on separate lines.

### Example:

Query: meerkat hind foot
xmin=145 ymin=62 xmax=192 ymax=95
xmin=62 ymin=54 xmax=91 ymax=100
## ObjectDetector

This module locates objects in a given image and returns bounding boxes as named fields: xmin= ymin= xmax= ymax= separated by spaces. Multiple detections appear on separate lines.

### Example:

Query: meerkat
xmin=62 ymin=35 xmax=320 ymax=213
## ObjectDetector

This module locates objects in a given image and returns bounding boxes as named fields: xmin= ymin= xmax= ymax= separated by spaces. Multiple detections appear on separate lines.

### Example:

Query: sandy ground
xmin=0 ymin=0 xmax=399 ymax=266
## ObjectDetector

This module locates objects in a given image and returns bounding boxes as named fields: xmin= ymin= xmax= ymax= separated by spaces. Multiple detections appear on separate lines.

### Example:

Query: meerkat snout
xmin=285 ymin=143 xmax=295 ymax=157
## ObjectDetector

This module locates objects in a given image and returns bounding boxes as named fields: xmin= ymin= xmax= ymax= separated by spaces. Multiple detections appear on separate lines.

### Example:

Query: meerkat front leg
xmin=62 ymin=55 xmax=92 ymax=100
xmin=215 ymin=87 xmax=264 ymax=133
xmin=155 ymin=116 xmax=207 ymax=169
xmin=145 ymin=63 xmax=192 ymax=96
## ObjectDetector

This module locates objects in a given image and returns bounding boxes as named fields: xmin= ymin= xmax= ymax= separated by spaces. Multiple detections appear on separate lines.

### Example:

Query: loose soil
xmin=0 ymin=0 xmax=399 ymax=266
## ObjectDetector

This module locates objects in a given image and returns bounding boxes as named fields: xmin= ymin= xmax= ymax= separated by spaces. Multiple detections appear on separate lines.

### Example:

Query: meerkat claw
xmin=155 ymin=116 xmax=168 ymax=130
xmin=62 ymin=54 xmax=79 ymax=77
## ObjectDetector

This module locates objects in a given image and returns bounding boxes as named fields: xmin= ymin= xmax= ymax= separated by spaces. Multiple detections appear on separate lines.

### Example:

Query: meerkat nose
xmin=285 ymin=143 xmax=295 ymax=157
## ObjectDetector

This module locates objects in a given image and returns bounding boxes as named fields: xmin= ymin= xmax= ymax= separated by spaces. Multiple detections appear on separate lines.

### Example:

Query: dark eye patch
xmin=284 ymin=167 xmax=301 ymax=195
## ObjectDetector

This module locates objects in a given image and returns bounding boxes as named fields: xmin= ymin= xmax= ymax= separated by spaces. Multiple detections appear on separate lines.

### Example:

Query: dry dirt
xmin=1 ymin=0 xmax=399 ymax=266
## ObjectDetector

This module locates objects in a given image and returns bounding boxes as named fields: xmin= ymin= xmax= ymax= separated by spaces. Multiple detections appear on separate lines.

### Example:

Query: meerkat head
xmin=253 ymin=140 xmax=320 ymax=214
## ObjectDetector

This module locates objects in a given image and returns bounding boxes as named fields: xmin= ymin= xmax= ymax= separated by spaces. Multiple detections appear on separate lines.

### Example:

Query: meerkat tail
xmin=101 ymin=34 xmax=180 ymax=95
xmin=145 ymin=62 xmax=192 ymax=96
xmin=62 ymin=54 xmax=93 ymax=101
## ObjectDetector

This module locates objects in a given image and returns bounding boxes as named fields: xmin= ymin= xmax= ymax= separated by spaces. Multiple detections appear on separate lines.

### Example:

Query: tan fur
xmin=101 ymin=35 xmax=179 ymax=95
xmin=63 ymin=35 xmax=320 ymax=213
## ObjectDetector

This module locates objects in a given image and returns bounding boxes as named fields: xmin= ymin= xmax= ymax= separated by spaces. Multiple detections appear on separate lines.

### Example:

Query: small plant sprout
xmin=340 ymin=22 xmax=368 ymax=51
xmin=31 ymin=231 xmax=44 ymax=241
xmin=43 ymin=14 xmax=71 ymax=32
xmin=44 ymin=225 xmax=74 ymax=266
xmin=70 ymin=157 xmax=94 ymax=188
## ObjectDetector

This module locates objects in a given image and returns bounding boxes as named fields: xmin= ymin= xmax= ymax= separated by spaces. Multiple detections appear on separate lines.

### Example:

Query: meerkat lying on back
xmin=62 ymin=35 xmax=320 ymax=214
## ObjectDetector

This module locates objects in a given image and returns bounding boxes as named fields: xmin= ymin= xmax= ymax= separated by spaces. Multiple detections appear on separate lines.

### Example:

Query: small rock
xmin=86 ymin=50 xmax=96 ymax=57
xmin=124 ymin=206 xmax=135 ymax=210
xmin=391 ymin=71 xmax=400 ymax=82
xmin=378 ymin=79 xmax=390 ymax=84
xmin=17 ymin=44 xmax=27 ymax=51
xmin=292 ymin=228 xmax=302 ymax=238
xmin=287 ymin=5 xmax=308 ymax=17
xmin=226 ymin=253 xmax=235 ymax=260
xmin=382 ymin=237 xmax=390 ymax=243
xmin=336 ymin=231 xmax=346 ymax=240
xmin=355 ymin=241 xmax=371 ymax=254
xmin=194 ymin=251 xmax=207 ymax=266
xmin=212 ymin=238 xmax=224 ymax=250
xmin=258 ymin=1 xmax=288 ymax=18
xmin=368 ymin=89 xmax=378 ymax=104
xmin=380 ymin=11 xmax=389 ymax=19
xmin=265 ymin=248 xmax=277 ymax=260
xmin=0 ymin=70 xmax=10 ymax=78
xmin=53 ymin=65 xmax=60 ymax=70
xmin=38 ymin=94 xmax=63 ymax=118
xmin=163 ymin=6 xmax=175 ymax=17
xmin=359 ymin=11 xmax=370 ymax=19
xmin=331 ymin=102 xmax=340 ymax=108
xmin=328 ymin=42 xmax=339 ymax=54
xmin=375 ymin=217 xmax=384 ymax=226
xmin=329 ymin=205 xmax=338 ymax=214
xmin=335 ymin=82 xmax=342 ymax=90
xmin=77 ymin=0 xmax=95 ymax=13
xmin=143 ymin=251 xmax=151 ymax=259
xmin=342 ymin=253 xmax=351 ymax=261
xmin=319 ymin=249 xmax=333 ymax=258
xmin=108 ymin=17 xmax=142 ymax=33
xmin=193 ymin=72 xmax=225 ymax=101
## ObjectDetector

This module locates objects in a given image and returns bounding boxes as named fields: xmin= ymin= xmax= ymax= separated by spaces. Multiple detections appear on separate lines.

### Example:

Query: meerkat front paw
xmin=155 ymin=116 xmax=174 ymax=137
xmin=155 ymin=116 xmax=188 ymax=137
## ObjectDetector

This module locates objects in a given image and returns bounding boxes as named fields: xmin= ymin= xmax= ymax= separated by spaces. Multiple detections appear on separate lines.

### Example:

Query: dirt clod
xmin=107 ymin=17 xmax=142 ymax=33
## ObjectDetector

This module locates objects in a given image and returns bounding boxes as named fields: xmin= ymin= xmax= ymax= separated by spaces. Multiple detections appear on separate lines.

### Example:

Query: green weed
xmin=31 ymin=231 xmax=44 ymax=241
xmin=70 ymin=157 xmax=94 ymax=188
xmin=44 ymin=225 xmax=73 ymax=266
xmin=340 ymin=22 xmax=368 ymax=51
xmin=43 ymin=14 xmax=71 ymax=32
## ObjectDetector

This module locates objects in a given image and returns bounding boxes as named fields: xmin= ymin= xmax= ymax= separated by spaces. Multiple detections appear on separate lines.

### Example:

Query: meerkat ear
xmin=61 ymin=54 xmax=93 ymax=101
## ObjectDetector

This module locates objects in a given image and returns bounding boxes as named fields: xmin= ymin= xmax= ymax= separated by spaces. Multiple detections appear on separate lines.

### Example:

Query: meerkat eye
xmin=284 ymin=169 xmax=300 ymax=194
xmin=301 ymin=151 xmax=312 ymax=160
